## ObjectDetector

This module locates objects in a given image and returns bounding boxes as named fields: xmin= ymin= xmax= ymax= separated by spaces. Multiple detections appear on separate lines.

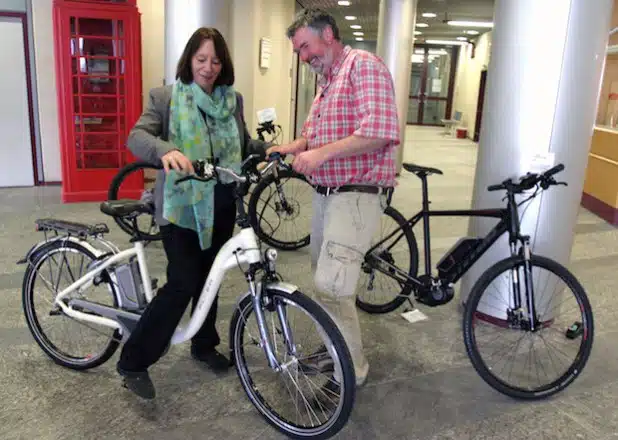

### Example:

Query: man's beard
xmin=308 ymin=47 xmax=333 ymax=75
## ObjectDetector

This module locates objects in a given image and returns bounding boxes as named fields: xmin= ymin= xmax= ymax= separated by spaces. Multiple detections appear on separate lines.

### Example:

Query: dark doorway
xmin=474 ymin=69 xmax=488 ymax=142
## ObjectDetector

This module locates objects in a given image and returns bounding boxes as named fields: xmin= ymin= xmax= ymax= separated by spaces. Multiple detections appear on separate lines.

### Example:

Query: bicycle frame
xmin=370 ymin=175 xmax=525 ymax=287
xmin=53 ymin=227 xmax=262 ymax=343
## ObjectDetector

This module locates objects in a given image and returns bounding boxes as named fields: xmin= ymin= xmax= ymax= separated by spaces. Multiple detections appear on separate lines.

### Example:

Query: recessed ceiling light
xmin=456 ymin=37 xmax=468 ymax=41
xmin=416 ymin=23 xmax=429 ymax=28
xmin=414 ymin=31 xmax=422 ymax=35
xmin=338 ymin=0 xmax=351 ymax=5
xmin=422 ymin=12 xmax=437 ymax=18
xmin=426 ymin=39 xmax=467 ymax=45
xmin=466 ymin=30 xmax=480 ymax=35
xmin=355 ymin=37 xmax=364 ymax=41
xmin=345 ymin=15 xmax=357 ymax=20
xmin=353 ymin=31 xmax=364 ymax=36
xmin=350 ymin=24 xmax=362 ymax=29
xmin=447 ymin=20 xmax=493 ymax=28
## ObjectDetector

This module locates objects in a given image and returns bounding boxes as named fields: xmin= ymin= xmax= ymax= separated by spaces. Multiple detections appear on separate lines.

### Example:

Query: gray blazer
xmin=126 ymin=84 xmax=268 ymax=226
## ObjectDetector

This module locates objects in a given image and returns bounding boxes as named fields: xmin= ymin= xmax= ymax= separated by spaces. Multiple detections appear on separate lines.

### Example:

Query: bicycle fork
xmin=510 ymin=239 xmax=538 ymax=331
xmin=247 ymin=275 xmax=297 ymax=371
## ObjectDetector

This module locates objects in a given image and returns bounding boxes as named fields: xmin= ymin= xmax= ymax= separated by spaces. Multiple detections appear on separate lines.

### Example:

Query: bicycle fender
xmin=17 ymin=236 xmax=105 ymax=265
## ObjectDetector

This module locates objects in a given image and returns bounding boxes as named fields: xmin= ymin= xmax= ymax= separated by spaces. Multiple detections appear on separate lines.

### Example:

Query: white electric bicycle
xmin=18 ymin=153 xmax=355 ymax=440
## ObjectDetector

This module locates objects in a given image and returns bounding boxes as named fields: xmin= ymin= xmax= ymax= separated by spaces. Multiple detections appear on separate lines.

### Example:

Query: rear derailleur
xmin=414 ymin=275 xmax=454 ymax=307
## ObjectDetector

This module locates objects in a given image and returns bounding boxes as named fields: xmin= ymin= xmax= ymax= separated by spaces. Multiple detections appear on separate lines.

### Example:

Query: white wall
xmin=0 ymin=0 xmax=25 ymax=11
xmin=451 ymin=31 xmax=493 ymax=138
xmin=31 ymin=0 xmax=61 ymax=182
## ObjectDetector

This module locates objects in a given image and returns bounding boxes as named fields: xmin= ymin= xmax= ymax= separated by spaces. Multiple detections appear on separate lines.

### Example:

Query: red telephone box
xmin=53 ymin=0 xmax=143 ymax=202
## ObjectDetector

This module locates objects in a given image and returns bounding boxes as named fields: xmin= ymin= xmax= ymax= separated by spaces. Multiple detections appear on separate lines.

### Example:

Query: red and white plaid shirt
xmin=301 ymin=45 xmax=400 ymax=188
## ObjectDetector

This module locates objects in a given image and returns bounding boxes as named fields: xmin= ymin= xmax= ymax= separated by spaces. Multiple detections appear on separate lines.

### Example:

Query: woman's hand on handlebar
xmin=161 ymin=149 xmax=194 ymax=174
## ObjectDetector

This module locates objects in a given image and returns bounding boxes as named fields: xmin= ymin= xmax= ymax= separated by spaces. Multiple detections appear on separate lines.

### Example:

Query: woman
xmin=116 ymin=27 xmax=268 ymax=399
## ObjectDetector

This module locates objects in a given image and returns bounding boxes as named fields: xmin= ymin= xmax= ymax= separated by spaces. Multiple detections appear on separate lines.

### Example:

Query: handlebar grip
xmin=487 ymin=184 xmax=503 ymax=191
xmin=544 ymin=163 xmax=564 ymax=178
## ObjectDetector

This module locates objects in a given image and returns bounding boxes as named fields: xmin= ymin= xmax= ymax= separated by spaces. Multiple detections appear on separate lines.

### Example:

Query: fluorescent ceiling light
xmin=355 ymin=37 xmax=364 ymax=41
xmin=338 ymin=0 xmax=351 ymax=5
xmin=353 ymin=31 xmax=364 ymax=36
xmin=466 ymin=30 xmax=480 ymax=35
xmin=426 ymin=39 xmax=467 ymax=45
xmin=447 ymin=20 xmax=493 ymax=28
xmin=350 ymin=24 xmax=361 ymax=29
xmin=422 ymin=12 xmax=437 ymax=18
xmin=414 ymin=31 xmax=422 ymax=35
xmin=416 ymin=23 xmax=429 ymax=27
xmin=345 ymin=15 xmax=357 ymax=20
xmin=457 ymin=37 xmax=468 ymax=41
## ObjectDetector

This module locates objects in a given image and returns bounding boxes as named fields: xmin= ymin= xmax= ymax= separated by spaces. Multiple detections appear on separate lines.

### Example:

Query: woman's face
xmin=191 ymin=39 xmax=222 ymax=93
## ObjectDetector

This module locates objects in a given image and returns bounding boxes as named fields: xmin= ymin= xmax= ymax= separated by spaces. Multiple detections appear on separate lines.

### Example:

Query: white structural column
xmin=376 ymin=0 xmax=417 ymax=171
xmin=459 ymin=0 xmax=614 ymax=310
xmin=164 ymin=0 xmax=231 ymax=85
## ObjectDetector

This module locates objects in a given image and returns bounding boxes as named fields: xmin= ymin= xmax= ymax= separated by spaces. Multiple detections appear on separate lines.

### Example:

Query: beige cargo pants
xmin=311 ymin=190 xmax=384 ymax=385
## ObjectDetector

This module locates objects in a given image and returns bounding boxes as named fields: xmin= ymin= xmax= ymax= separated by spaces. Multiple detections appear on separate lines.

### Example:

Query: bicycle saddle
xmin=402 ymin=163 xmax=443 ymax=175
xmin=100 ymin=200 xmax=154 ymax=218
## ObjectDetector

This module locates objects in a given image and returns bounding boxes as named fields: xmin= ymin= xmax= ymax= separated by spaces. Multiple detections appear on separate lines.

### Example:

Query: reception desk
xmin=581 ymin=125 xmax=618 ymax=224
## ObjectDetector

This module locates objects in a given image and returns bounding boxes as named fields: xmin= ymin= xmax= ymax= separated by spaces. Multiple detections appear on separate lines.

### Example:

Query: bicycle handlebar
xmin=173 ymin=152 xmax=290 ymax=186
xmin=487 ymin=163 xmax=567 ymax=194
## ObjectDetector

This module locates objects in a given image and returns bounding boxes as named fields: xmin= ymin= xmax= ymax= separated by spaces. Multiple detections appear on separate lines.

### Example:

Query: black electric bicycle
xmin=107 ymin=121 xmax=313 ymax=250
xmin=356 ymin=162 xmax=594 ymax=400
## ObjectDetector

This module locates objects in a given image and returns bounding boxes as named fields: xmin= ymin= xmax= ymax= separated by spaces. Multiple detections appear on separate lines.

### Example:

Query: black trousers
xmin=118 ymin=184 xmax=237 ymax=372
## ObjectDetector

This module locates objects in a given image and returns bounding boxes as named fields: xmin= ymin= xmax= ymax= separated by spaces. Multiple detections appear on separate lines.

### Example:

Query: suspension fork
xmin=520 ymin=238 xmax=538 ymax=331
xmin=248 ymin=275 xmax=297 ymax=370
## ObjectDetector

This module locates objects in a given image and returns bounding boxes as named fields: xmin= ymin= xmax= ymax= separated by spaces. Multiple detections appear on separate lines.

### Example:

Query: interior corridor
xmin=1 ymin=126 xmax=617 ymax=439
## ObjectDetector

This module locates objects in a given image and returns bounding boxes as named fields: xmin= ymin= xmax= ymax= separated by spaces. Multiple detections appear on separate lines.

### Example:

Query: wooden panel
xmin=583 ymin=128 xmax=618 ymax=209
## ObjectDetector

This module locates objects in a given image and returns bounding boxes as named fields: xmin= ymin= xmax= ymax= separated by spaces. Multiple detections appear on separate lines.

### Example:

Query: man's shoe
xmin=191 ymin=347 xmax=231 ymax=373
xmin=117 ymin=365 xmax=156 ymax=400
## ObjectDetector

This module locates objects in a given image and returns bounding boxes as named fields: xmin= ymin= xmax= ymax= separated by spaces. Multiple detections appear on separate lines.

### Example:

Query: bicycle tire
xmin=229 ymin=287 xmax=356 ymax=439
xmin=463 ymin=254 xmax=594 ymax=400
xmin=247 ymin=169 xmax=312 ymax=251
xmin=22 ymin=239 xmax=120 ymax=370
xmin=108 ymin=161 xmax=162 ymax=241
xmin=356 ymin=205 xmax=419 ymax=314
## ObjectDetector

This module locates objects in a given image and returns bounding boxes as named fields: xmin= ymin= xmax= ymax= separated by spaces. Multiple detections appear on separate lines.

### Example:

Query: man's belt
xmin=313 ymin=184 xmax=392 ymax=197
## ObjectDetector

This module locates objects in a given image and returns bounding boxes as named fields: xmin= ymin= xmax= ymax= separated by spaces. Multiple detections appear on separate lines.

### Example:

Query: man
xmin=268 ymin=8 xmax=400 ymax=395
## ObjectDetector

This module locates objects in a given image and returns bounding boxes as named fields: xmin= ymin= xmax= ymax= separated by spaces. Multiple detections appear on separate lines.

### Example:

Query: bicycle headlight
xmin=265 ymin=248 xmax=278 ymax=263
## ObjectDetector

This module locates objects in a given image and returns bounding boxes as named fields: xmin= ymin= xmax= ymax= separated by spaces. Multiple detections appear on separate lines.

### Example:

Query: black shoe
xmin=190 ymin=347 xmax=231 ymax=373
xmin=117 ymin=365 xmax=156 ymax=400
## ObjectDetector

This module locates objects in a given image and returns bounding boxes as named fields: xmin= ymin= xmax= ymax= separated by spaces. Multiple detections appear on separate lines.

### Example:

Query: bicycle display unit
xmin=357 ymin=162 xmax=594 ymax=400
xmin=108 ymin=121 xmax=313 ymax=250
xmin=19 ymin=153 xmax=355 ymax=439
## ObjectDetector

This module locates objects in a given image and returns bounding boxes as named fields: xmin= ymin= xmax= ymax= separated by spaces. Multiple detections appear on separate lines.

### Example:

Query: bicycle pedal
xmin=565 ymin=321 xmax=583 ymax=339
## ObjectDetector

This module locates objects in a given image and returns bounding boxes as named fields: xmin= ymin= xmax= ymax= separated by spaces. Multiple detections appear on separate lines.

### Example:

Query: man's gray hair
xmin=286 ymin=8 xmax=341 ymax=40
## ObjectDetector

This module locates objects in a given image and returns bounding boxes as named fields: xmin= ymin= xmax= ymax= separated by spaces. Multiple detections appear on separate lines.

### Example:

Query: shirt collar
xmin=319 ymin=44 xmax=352 ymax=87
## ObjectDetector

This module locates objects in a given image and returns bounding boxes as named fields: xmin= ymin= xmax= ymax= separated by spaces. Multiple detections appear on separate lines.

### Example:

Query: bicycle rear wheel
xmin=356 ymin=205 xmax=419 ymax=314
xmin=463 ymin=254 xmax=594 ymax=400
xmin=248 ymin=169 xmax=313 ymax=251
xmin=230 ymin=287 xmax=355 ymax=439
xmin=108 ymin=161 xmax=161 ymax=241
xmin=22 ymin=239 xmax=120 ymax=370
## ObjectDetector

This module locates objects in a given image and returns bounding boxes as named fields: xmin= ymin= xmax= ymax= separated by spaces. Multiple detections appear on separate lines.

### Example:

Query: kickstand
xmin=403 ymin=296 xmax=415 ymax=313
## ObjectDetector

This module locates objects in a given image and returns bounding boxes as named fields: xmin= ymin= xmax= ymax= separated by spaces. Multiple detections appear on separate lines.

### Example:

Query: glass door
xmin=407 ymin=45 xmax=457 ymax=125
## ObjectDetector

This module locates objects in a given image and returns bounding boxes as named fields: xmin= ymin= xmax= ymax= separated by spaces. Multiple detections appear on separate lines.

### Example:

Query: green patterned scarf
xmin=163 ymin=81 xmax=242 ymax=250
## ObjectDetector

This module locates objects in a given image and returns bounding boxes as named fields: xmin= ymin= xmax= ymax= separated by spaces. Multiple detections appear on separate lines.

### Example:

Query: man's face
xmin=291 ymin=26 xmax=334 ymax=75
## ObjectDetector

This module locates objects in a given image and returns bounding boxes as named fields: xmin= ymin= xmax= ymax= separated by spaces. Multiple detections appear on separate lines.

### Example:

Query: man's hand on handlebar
xmin=161 ymin=149 xmax=194 ymax=174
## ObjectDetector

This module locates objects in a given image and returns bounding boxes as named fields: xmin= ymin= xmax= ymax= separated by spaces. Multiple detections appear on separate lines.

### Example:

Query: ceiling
xmin=296 ymin=0 xmax=495 ymax=43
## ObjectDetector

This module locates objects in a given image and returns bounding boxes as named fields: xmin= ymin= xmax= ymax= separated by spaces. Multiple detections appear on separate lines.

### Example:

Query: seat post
xmin=420 ymin=172 xmax=432 ymax=275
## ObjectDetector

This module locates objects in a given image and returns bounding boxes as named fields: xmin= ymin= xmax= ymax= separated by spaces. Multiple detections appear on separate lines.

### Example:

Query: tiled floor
xmin=1 ymin=125 xmax=616 ymax=439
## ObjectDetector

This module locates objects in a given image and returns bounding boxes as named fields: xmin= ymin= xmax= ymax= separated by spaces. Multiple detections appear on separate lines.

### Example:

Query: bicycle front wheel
xmin=108 ymin=161 xmax=161 ymax=241
xmin=248 ymin=170 xmax=313 ymax=251
xmin=463 ymin=254 xmax=594 ymax=400
xmin=230 ymin=287 xmax=355 ymax=439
